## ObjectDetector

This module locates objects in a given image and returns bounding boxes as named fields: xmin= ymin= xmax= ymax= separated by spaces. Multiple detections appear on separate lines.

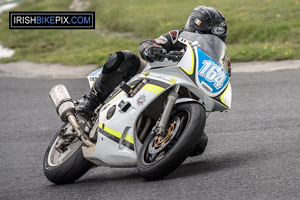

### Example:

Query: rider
xmin=76 ymin=6 xmax=229 ymax=155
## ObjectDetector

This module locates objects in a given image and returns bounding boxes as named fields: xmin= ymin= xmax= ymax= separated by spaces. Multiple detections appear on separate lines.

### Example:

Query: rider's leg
xmin=76 ymin=50 xmax=145 ymax=119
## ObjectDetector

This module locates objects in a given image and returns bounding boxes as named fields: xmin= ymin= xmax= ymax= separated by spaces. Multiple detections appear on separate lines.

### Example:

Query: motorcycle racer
xmin=76 ymin=6 xmax=229 ymax=155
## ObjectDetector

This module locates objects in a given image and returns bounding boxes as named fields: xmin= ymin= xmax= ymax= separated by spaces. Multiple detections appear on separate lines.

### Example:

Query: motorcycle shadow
xmin=74 ymin=169 xmax=140 ymax=184
xmin=48 ymin=149 xmax=267 ymax=186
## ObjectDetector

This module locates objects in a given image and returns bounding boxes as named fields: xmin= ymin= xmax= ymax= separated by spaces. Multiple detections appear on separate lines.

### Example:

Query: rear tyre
xmin=137 ymin=103 xmax=206 ymax=180
xmin=43 ymin=123 xmax=93 ymax=184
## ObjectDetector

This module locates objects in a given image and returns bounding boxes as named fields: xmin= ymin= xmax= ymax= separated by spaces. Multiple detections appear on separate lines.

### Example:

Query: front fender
xmin=175 ymin=98 xmax=209 ymax=118
xmin=175 ymin=98 xmax=203 ymax=106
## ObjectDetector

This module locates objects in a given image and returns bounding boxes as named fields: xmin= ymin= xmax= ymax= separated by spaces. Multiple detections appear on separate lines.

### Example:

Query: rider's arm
xmin=139 ymin=29 xmax=185 ymax=61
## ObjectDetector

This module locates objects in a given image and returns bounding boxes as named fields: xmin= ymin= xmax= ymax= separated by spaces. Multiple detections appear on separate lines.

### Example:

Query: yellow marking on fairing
xmin=103 ymin=91 xmax=124 ymax=107
xmin=102 ymin=85 xmax=135 ymax=108
xmin=98 ymin=122 xmax=134 ymax=144
xmin=152 ymin=87 xmax=161 ymax=94
xmin=104 ymin=125 xmax=122 ymax=138
xmin=179 ymin=43 xmax=194 ymax=75
xmin=142 ymin=84 xmax=164 ymax=95
xmin=220 ymin=84 xmax=230 ymax=107
xmin=124 ymin=134 xmax=134 ymax=144
xmin=169 ymin=78 xmax=177 ymax=84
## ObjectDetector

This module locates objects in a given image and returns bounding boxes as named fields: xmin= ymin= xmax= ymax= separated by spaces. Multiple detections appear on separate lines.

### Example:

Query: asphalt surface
xmin=1 ymin=69 xmax=300 ymax=200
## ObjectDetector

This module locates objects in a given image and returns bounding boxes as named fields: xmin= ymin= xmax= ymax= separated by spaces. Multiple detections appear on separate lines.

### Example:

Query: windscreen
xmin=179 ymin=31 xmax=227 ymax=66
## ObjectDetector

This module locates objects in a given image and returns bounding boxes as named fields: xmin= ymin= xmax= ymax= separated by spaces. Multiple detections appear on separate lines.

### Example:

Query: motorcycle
xmin=43 ymin=31 xmax=232 ymax=184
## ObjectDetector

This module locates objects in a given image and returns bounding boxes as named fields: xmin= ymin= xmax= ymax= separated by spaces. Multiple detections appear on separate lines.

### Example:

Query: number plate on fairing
xmin=196 ymin=47 xmax=229 ymax=97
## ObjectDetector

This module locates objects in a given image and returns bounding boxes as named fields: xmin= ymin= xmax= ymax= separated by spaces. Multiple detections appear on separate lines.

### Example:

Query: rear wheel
xmin=43 ymin=123 xmax=93 ymax=184
xmin=137 ymin=103 xmax=206 ymax=180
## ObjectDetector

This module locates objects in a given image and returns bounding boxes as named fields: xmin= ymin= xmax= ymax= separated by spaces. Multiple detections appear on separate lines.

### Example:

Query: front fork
xmin=155 ymin=85 xmax=180 ymax=135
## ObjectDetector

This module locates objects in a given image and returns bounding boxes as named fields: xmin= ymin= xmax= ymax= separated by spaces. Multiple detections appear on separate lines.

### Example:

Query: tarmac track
xmin=0 ymin=61 xmax=300 ymax=200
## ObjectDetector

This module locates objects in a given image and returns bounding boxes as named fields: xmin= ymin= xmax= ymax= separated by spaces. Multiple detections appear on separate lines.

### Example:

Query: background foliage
xmin=0 ymin=0 xmax=299 ymax=65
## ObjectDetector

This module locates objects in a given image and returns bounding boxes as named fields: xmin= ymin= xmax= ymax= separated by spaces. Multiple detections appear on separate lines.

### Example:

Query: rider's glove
xmin=144 ymin=46 xmax=166 ymax=62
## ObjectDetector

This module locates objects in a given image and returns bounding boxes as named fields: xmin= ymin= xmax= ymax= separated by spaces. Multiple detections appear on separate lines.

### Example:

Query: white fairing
xmin=83 ymin=78 xmax=170 ymax=167
xmin=220 ymin=83 xmax=232 ymax=108
xmin=82 ymin=133 xmax=137 ymax=167
xmin=82 ymin=32 xmax=232 ymax=167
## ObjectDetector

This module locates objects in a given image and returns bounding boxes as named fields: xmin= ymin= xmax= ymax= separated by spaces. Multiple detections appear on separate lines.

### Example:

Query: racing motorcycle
xmin=43 ymin=31 xmax=232 ymax=184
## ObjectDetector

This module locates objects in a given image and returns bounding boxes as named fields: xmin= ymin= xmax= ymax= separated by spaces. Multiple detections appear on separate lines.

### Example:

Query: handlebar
xmin=154 ymin=51 xmax=183 ymax=62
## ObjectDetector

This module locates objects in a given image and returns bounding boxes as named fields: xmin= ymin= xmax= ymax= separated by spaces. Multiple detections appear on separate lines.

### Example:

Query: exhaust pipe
xmin=49 ymin=84 xmax=95 ymax=147
xmin=49 ymin=84 xmax=75 ymax=122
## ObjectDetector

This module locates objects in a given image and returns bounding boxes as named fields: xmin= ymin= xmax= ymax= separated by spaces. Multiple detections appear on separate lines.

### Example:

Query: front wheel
xmin=43 ymin=123 xmax=93 ymax=184
xmin=137 ymin=103 xmax=206 ymax=180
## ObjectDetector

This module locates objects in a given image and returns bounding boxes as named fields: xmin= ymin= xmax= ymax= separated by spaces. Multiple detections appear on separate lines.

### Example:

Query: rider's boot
xmin=76 ymin=78 xmax=113 ymax=119
xmin=189 ymin=131 xmax=208 ymax=156
xmin=76 ymin=52 xmax=125 ymax=119
xmin=76 ymin=51 xmax=145 ymax=120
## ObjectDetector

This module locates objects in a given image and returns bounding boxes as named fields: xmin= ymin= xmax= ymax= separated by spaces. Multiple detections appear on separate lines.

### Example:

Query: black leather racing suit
xmin=83 ymin=28 xmax=188 ymax=111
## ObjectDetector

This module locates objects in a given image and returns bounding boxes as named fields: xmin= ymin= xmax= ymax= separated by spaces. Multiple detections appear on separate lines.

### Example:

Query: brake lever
xmin=155 ymin=52 xmax=182 ymax=62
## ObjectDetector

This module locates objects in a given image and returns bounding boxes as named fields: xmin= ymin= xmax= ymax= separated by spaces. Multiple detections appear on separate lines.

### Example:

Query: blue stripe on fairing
xmin=196 ymin=47 xmax=229 ymax=94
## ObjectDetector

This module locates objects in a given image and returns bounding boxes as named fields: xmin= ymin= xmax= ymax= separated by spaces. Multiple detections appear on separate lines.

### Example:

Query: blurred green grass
xmin=0 ymin=0 xmax=299 ymax=65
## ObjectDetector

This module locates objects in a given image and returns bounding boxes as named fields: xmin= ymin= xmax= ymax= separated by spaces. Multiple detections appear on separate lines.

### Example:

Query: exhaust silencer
xmin=49 ymin=84 xmax=75 ymax=122
xmin=49 ymin=84 xmax=95 ymax=147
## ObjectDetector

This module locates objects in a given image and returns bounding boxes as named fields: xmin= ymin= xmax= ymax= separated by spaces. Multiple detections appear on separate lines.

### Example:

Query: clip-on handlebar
xmin=154 ymin=51 xmax=183 ymax=62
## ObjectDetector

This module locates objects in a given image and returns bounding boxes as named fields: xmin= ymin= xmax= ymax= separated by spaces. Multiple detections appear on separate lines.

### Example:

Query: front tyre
xmin=43 ymin=123 xmax=93 ymax=184
xmin=137 ymin=103 xmax=206 ymax=180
